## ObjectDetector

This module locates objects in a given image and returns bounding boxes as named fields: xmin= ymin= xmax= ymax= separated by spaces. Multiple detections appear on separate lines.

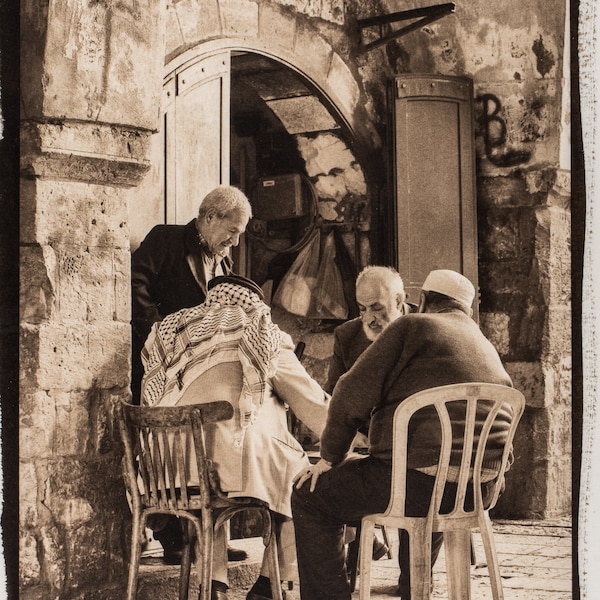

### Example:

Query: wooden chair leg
xmin=265 ymin=523 xmax=283 ymax=600
xmin=126 ymin=512 xmax=144 ymax=600
xmin=444 ymin=529 xmax=472 ymax=600
xmin=179 ymin=519 xmax=194 ymax=600
xmin=358 ymin=520 xmax=375 ymax=599
xmin=198 ymin=515 xmax=214 ymax=600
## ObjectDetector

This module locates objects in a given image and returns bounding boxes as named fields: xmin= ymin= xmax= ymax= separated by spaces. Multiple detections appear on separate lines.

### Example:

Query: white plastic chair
xmin=358 ymin=383 xmax=525 ymax=600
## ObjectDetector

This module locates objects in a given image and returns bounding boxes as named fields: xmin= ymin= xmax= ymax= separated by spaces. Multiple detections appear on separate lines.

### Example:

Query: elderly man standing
xmin=131 ymin=185 xmax=252 ymax=563
xmin=291 ymin=269 xmax=513 ymax=600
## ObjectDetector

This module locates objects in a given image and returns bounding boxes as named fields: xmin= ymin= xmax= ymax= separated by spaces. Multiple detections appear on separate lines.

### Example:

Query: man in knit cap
xmin=291 ymin=269 xmax=513 ymax=600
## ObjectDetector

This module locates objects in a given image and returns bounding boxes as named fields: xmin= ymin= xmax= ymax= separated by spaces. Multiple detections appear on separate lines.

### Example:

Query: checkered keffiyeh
xmin=141 ymin=282 xmax=282 ymax=428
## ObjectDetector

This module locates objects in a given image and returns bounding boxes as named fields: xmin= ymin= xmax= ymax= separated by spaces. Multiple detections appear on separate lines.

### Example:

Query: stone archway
xmin=163 ymin=0 xmax=378 ymax=154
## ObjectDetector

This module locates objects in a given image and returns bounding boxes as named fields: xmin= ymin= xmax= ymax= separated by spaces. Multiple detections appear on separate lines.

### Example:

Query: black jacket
xmin=131 ymin=219 xmax=233 ymax=343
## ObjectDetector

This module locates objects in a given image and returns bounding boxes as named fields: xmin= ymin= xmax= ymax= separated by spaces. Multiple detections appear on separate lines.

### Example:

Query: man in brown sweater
xmin=291 ymin=269 xmax=513 ymax=600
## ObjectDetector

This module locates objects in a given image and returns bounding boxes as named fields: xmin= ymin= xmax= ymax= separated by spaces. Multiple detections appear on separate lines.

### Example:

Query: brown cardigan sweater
xmin=320 ymin=310 xmax=513 ymax=470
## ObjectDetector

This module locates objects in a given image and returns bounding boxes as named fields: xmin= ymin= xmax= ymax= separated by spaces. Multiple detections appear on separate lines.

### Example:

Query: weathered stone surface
xmin=258 ymin=4 xmax=297 ymax=53
xmin=29 ymin=0 xmax=163 ymax=130
xmin=20 ymin=245 xmax=57 ymax=324
xmin=219 ymin=0 xmax=259 ymax=38
xmin=20 ymin=322 xmax=131 ymax=391
xmin=21 ymin=121 xmax=152 ymax=188
xmin=480 ymin=312 xmax=511 ymax=357
xmin=504 ymin=361 xmax=546 ymax=408
xmin=20 ymin=177 xmax=130 ymax=248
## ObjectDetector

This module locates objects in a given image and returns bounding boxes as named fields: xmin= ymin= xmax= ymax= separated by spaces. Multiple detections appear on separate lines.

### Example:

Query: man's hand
xmin=293 ymin=458 xmax=333 ymax=492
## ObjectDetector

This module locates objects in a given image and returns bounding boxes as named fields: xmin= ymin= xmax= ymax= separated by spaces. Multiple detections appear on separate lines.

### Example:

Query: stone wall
xmin=19 ymin=0 xmax=164 ymax=597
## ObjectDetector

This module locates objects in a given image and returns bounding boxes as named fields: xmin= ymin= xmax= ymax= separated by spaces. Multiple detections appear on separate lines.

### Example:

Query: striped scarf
xmin=141 ymin=282 xmax=282 ymax=428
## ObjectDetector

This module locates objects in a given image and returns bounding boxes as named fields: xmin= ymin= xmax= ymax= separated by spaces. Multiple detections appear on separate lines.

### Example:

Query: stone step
xmin=136 ymin=537 xmax=268 ymax=600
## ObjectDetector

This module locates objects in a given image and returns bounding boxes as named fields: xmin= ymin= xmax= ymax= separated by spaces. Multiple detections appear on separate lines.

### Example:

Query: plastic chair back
xmin=358 ymin=383 xmax=525 ymax=600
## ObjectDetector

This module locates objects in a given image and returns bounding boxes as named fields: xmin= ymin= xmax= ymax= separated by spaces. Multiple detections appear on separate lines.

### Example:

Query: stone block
xmin=56 ymin=247 xmax=130 ymax=323
xmin=327 ymin=52 xmax=360 ymax=116
xmin=40 ymin=0 xmax=163 ymax=130
xmin=176 ymin=0 xmax=219 ymax=47
xmin=478 ymin=174 xmax=533 ymax=208
xmin=19 ymin=531 xmax=41 ymax=587
xmin=504 ymin=361 xmax=546 ymax=408
xmin=19 ymin=177 xmax=130 ymax=248
xmin=21 ymin=120 xmax=152 ymax=188
xmin=478 ymin=259 xmax=534 ymax=298
xmin=20 ymin=245 xmax=57 ymax=324
xmin=479 ymin=311 xmax=510 ymax=356
xmin=544 ymin=305 xmax=571 ymax=363
xmin=164 ymin=3 xmax=186 ymax=60
xmin=19 ymin=391 xmax=56 ymax=459
xmin=293 ymin=22 xmax=333 ymax=83
xmin=21 ymin=322 xmax=131 ymax=391
xmin=219 ymin=0 xmax=259 ymax=38
xmin=54 ymin=393 xmax=93 ymax=457
xmin=258 ymin=4 xmax=297 ymax=53
xmin=480 ymin=207 xmax=537 ymax=261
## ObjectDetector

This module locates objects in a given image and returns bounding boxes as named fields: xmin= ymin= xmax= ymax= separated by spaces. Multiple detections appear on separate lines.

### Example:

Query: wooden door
xmin=391 ymin=75 xmax=478 ymax=317
xmin=130 ymin=51 xmax=231 ymax=250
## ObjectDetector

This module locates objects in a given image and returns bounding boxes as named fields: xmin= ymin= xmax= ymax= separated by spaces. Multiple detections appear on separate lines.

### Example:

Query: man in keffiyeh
xmin=141 ymin=275 xmax=330 ymax=600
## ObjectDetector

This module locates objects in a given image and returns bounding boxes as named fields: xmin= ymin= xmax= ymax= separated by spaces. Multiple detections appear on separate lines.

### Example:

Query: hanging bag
xmin=272 ymin=230 xmax=320 ymax=316
xmin=311 ymin=231 xmax=348 ymax=320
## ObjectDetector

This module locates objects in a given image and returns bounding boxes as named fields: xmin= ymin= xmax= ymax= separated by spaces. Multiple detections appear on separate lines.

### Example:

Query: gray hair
xmin=356 ymin=266 xmax=406 ymax=302
xmin=198 ymin=186 xmax=252 ymax=220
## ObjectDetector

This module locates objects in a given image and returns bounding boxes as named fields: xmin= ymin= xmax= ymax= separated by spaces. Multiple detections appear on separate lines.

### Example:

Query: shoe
xmin=199 ymin=580 xmax=229 ymax=600
xmin=227 ymin=545 xmax=248 ymax=561
xmin=163 ymin=545 xmax=196 ymax=565
xmin=245 ymin=575 xmax=287 ymax=600
xmin=372 ymin=538 xmax=389 ymax=561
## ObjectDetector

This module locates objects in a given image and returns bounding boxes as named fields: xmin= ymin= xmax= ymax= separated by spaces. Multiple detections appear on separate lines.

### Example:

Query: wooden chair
xmin=357 ymin=383 xmax=525 ymax=600
xmin=118 ymin=399 xmax=283 ymax=600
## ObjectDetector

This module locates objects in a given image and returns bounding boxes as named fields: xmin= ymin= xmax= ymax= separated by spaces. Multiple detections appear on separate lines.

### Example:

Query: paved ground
xmin=139 ymin=518 xmax=574 ymax=599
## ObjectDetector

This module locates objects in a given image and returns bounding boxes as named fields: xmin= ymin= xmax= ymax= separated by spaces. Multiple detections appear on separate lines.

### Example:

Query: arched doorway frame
xmin=163 ymin=37 xmax=377 ymax=168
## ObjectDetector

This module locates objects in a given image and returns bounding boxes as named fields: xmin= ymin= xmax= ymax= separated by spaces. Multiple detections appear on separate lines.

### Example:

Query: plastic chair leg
xmin=444 ymin=529 xmax=472 ymax=600
xmin=479 ymin=515 xmax=505 ymax=600
xmin=408 ymin=526 xmax=432 ymax=600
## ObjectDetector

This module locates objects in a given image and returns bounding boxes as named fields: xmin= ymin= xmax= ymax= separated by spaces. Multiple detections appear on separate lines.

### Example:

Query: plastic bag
xmin=272 ymin=230 xmax=320 ymax=316
xmin=312 ymin=232 xmax=348 ymax=320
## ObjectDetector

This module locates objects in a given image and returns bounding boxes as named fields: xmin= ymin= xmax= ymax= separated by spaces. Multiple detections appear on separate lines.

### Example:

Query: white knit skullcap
xmin=422 ymin=269 xmax=475 ymax=308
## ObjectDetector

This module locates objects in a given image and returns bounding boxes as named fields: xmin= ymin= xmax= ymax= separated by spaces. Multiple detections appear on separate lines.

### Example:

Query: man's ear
xmin=396 ymin=293 xmax=404 ymax=309
xmin=417 ymin=291 xmax=427 ymax=313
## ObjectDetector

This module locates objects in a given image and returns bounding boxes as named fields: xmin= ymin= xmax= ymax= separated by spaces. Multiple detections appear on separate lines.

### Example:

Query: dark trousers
xmin=291 ymin=456 xmax=493 ymax=600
